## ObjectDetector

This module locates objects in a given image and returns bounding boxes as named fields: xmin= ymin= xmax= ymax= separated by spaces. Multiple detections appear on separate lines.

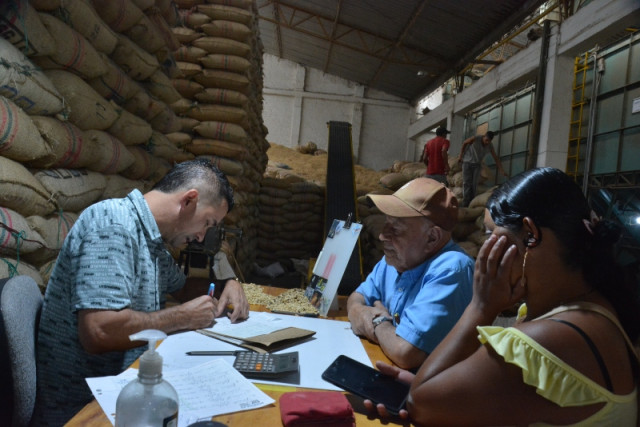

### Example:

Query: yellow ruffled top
xmin=477 ymin=307 xmax=637 ymax=426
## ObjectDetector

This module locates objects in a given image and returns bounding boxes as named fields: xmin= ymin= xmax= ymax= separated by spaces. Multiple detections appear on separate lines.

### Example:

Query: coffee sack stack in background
xmin=0 ymin=0 xmax=268 ymax=290
xmin=170 ymin=0 xmax=269 ymax=276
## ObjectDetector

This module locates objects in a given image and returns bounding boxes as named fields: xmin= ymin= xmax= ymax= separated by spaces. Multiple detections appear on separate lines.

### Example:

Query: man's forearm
xmin=374 ymin=322 xmax=427 ymax=369
xmin=78 ymin=296 xmax=215 ymax=353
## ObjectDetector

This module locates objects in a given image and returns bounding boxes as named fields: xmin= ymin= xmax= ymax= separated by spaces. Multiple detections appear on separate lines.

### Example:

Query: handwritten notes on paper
xmin=86 ymin=359 xmax=275 ymax=426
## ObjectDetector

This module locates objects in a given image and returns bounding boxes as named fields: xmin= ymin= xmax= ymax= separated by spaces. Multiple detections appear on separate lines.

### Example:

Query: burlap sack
xmin=180 ymin=117 xmax=200 ymax=132
xmin=122 ymin=90 xmax=152 ymax=119
xmin=0 ymin=156 xmax=56 ymax=216
xmin=192 ymin=36 xmax=250 ymax=57
xmin=148 ymin=102 xmax=182 ymax=133
xmin=194 ymin=121 xmax=247 ymax=143
xmin=194 ymin=87 xmax=249 ymax=106
xmin=194 ymin=69 xmax=250 ymax=93
xmin=0 ymin=1 xmax=55 ymax=56
xmin=92 ymin=0 xmax=144 ymax=32
xmin=172 ymin=27 xmax=201 ymax=44
xmin=165 ymin=132 xmax=192 ymax=148
xmin=379 ymin=173 xmax=410 ymax=190
xmin=173 ymin=45 xmax=208 ymax=63
xmin=180 ymin=11 xmax=210 ymax=29
xmin=44 ymin=70 xmax=118 ymax=131
xmin=185 ymin=104 xmax=248 ymax=126
xmin=29 ymin=116 xmax=91 ymax=169
xmin=458 ymin=206 xmax=485 ymax=223
xmin=33 ymin=168 xmax=107 ymax=212
xmin=143 ymin=70 xmax=182 ymax=103
xmin=0 ymin=96 xmax=54 ymax=163
xmin=200 ymin=20 xmax=251 ymax=41
xmin=88 ymin=54 xmax=143 ymax=104
xmin=173 ymin=79 xmax=205 ymax=98
xmin=0 ymin=207 xmax=46 ymax=255
xmin=146 ymin=131 xmax=194 ymax=162
xmin=35 ymin=13 xmax=108 ymax=79
xmin=121 ymin=145 xmax=160 ymax=180
xmin=82 ymin=130 xmax=136 ymax=174
xmin=198 ymin=53 xmax=251 ymax=73
xmin=102 ymin=174 xmax=145 ymax=200
xmin=176 ymin=61 xmax=203 ymax=77
xmin=51 ymin=0 xmax=118 ymax=54
xmin=197 ymin=155 xmax=244 ymax=176
xmin=124 ymin=14 xmax=165 ymax=53
xmin=185 ymin=138 xmax=248 ymax=160
xmin=107 ymin=107 xmax=154 ymax=145
xmin=169 ymin=98 xmax=194 ymax=115
xmin=197 ymin=4 xmax=253 ymax=25
xmin=24 ymin=211 xmax=77 ymax=264
xmin=146 ymin=7 xmax=181 ymax=51
xmin=469 ymin=188 xmax=496 ymax=209
xmin=0 ymin=38 xmax=64 ymax=115
xmin=175 ymin=0 xmax=205 ymax=8
xmin=110 ymin=34 xmax=160 ymax=81
xmin=39 ymin=259 xmax=56 ymax=288
xmin=0 ymin=258 xmax=44 ymax=289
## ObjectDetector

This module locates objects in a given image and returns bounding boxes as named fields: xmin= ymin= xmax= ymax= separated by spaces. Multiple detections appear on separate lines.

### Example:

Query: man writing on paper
xmin=33 ymin=159 xmax=249 ymax=425
xmin=347 ymin=178 xmax=474 ymax=370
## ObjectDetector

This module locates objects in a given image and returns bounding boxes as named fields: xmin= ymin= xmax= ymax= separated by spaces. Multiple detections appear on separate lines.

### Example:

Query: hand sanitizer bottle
xmin=115 ymin=329 xmax=179 ymax=426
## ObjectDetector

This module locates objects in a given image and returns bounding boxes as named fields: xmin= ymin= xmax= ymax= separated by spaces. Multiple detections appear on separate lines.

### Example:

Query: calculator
xmin=232 ymin=351 xmax=299 ymax=379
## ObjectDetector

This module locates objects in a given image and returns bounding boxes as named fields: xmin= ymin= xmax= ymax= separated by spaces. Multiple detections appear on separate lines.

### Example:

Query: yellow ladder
xmin=565 ymin=53 xmax=591 ymax=181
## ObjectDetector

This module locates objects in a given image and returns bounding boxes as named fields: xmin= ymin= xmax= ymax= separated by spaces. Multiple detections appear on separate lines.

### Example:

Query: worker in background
xmin=347 ymin=178 xmax=474 ymax=370
xmin=420 ymin=126 xmax=450 ymax=185
xmin=32 ymin=159 xmax=250 ymax=425
xmin=458 ymin=130 xmax=508 ymax=207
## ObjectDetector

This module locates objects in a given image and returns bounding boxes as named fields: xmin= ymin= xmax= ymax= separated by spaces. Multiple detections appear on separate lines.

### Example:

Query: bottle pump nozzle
xmin=130 ymin=329 xmax=167 ymax=378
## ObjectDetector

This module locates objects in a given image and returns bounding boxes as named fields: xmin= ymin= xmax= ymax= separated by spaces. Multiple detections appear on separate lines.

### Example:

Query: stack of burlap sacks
xmin=263 ymin=145 xmax=494 ymax=277
xmin=0 ymin=0 xmax=268 ymax=290
xmin=169 ymin=0 xmax=269 ymax=275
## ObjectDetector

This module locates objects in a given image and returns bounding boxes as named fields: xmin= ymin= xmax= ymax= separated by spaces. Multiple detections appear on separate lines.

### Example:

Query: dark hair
xmin=436 ymin=127 xmax=448 ymax=137
xmin=485 ymin=131 xmax=495 ymax=140
xmin=152 ymin=159 xmax=234 ymax=212
xmin=487 ymin=167 xmax=639 ymax=340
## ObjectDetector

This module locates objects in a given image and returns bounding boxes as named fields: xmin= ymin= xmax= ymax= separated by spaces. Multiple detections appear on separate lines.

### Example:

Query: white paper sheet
xmin=86 ymin=359 xmax=275 ymax=426
xmin=157 ymin=311 xmax=372 ymax=390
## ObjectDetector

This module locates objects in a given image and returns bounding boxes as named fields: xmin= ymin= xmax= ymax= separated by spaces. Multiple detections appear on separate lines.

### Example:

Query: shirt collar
xmin=127 ymin=189 xmax=163 ymax=243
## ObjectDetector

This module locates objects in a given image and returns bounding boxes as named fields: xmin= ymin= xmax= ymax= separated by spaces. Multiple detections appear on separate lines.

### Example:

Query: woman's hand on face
xmin=473 ymin=235 xmax=520 ymax=315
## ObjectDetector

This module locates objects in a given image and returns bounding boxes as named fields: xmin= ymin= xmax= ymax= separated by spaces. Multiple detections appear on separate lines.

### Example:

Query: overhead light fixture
xmin=635 ymin=216 xmax=640 ymax=225
xmin=417 ymin=70 xmax=428 ymax=77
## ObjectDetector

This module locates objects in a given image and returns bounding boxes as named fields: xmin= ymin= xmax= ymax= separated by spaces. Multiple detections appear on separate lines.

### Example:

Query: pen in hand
xmin=208 ymin=282 xmax=215 ymax=297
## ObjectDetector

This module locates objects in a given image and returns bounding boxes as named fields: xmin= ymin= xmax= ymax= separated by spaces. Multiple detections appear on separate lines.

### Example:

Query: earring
xmin=524 ymin=233 xmax=538 ymax=248
xmin=521 ymin=248 xmax=529 ymax=287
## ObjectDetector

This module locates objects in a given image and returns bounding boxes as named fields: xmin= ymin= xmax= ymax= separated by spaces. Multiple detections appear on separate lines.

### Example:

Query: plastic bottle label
xmin=163 ymin=411 xmax=178 ymax=427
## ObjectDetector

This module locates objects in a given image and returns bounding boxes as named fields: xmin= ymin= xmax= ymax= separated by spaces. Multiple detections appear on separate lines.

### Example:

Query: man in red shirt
xmin=420 ymin=126 xmax=450 ymax=185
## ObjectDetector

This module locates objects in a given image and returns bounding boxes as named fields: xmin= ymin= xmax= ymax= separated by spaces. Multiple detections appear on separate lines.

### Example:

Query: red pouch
xmin=279 ymin=391 xmax=355 ymax=427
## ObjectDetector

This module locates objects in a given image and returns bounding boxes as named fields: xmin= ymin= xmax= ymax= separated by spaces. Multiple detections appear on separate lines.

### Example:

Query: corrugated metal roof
xmin=257 ymin=0 xmax=547 ymax=102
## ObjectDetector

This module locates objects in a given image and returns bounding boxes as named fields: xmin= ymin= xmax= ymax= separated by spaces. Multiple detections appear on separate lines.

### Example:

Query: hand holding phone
xmin=321 ymin=355 xmax=410 ymax=415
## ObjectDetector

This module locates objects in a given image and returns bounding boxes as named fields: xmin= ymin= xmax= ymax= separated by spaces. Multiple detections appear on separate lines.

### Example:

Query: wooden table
xmin=66 ymin=287 xmax=409 ymax=426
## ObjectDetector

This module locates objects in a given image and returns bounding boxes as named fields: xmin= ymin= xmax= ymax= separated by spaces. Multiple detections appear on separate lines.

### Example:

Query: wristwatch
xmin=372 ymin=315 xmax=393 ymax=328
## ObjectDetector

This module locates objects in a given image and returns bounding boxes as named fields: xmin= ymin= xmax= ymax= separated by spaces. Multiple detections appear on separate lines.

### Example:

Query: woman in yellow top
xmin=368 ymin=167 xmax=639 ymax=425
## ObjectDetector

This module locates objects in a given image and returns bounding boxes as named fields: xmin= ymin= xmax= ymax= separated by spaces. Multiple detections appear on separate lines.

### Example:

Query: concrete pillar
xmin=351 ymin=85 xmax=365 ymax=163
xmin=290 ymin=66 xmax=306 ymax=145
xmin=536 ymin=51 xmax=575 ymax=169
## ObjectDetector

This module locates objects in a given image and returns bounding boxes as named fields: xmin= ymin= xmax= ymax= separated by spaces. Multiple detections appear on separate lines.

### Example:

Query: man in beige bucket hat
xmin=347 ymin=177 xmax=474 ymax=369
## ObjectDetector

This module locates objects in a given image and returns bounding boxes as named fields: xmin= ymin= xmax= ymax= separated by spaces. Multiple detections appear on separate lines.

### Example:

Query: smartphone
xmin=321 ymin=355 xmax=410 ymax=414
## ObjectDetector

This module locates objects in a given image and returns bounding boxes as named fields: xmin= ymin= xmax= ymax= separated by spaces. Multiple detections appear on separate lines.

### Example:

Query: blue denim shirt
xmin=355 ymin=240 xmax=473 ymax=353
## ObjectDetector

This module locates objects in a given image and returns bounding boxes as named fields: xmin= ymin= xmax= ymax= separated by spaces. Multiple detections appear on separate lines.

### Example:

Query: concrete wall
xmin=262 ymin=55 xmax=413 ymax=170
